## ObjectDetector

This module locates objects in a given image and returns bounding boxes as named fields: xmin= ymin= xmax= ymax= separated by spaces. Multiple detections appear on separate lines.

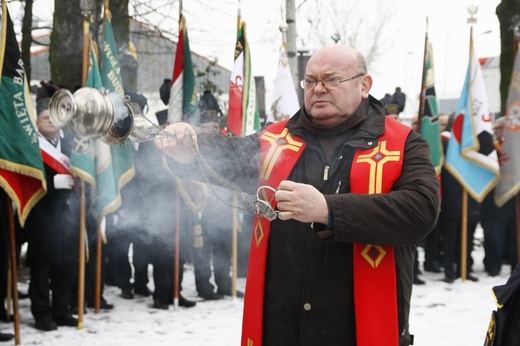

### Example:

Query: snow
xmin=4 ymin=227 xmax=509 ymax=346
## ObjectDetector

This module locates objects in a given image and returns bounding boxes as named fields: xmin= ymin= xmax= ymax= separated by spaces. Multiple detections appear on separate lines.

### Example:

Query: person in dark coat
xmin=193 ymin=111 xmax=242 ymax=300
xmin=484 ymin=263 xmax=520 ymax=345
xmin=111 ymin=92 xmax=196 ymax=309
xmin=437 ymin=132 xmax=481 ymax=283
xmin=156 ymin=45 xmax=440 ymax=346
xmin=25 ymin=97 xmax=79 ymax=331
xmin=481 ymin=117 xmax=518 ymax=276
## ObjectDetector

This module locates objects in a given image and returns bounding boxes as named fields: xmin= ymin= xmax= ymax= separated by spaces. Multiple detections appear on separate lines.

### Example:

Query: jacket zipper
xmin=323 ymin=165 xmax=329 ymax=181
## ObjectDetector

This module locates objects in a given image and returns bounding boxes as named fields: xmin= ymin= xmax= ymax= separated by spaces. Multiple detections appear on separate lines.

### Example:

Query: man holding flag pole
xmin=491 ymin=24 xmax=520 ymax=268
xmin=0 ymin=1 xmax=46 ymax=342
xmin=444 ymin=7 xmax=500 ymax=281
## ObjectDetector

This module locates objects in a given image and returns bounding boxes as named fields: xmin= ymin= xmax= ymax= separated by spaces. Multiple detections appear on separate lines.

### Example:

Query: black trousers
xmin=29 ymin=260 xmax=77 ymax=321
xmin=439 ymin=214 xmax=478 ymax=278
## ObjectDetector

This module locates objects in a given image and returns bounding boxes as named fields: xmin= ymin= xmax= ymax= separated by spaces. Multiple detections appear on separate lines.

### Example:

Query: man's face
xmin=438 ymin=114 xmax=449 ymax=132
xmin=36 ymin=109 xmax=60 ymax=138
xmin=303 ymin=48 xmax=371 ymax=127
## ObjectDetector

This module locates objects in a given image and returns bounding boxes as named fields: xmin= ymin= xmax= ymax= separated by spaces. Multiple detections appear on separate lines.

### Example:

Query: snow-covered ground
xmin=2 ymin=228 xmax=509 ymax=346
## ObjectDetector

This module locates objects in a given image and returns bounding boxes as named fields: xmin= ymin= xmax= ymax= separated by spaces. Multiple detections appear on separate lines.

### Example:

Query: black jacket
xmin=25 ymin=134 xmax=80 ymax=266
xmin=169 ymin=96 xmax=440 ymax=346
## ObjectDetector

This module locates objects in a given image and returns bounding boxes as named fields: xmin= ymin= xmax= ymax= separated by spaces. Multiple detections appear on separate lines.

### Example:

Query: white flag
xmin=267 ymin=44 xmax=300 ymax=123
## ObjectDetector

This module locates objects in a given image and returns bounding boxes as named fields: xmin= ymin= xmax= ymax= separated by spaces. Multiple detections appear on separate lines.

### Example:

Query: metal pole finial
xmin=467 ymin=5 xmax=478 ymax=25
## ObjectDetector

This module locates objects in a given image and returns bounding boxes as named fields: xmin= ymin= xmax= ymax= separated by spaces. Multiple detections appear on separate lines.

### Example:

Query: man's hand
xmin=275 ymin=180 xmax=329 ymax=224
xmin=154 ymin=122 xmax=198 ymax=164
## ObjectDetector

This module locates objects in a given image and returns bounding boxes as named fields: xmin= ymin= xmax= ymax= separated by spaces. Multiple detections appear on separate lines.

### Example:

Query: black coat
xmin=484 ymin=263 xmax=520 ymax=346
xmin=169 ymin=96 xmax=440 ymax=346
xmin=25 ymin=135 xmax=80 ymax=266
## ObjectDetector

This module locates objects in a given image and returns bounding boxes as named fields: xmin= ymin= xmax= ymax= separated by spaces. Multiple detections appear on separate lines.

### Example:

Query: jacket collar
xmin=287 ymin=95 xmax=386 ymax=146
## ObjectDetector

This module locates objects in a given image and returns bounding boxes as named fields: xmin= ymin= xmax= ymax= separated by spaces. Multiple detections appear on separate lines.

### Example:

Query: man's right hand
xmin=154 ymin=122 xmax=198 ymax=164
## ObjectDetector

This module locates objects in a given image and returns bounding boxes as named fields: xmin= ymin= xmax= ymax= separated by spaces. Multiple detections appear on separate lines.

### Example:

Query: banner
xmin=96 ymin=9 xmax=135 ymax=220
xmin=0 ymin=2 xmax=46 ymax=226
xmin=266 ymin=43 xmax=299 ymax=123
xmin=419 ymin=41 xmax=443 ymax=174
xmin=445 ymin=34 xmax=499 ymax=202
xmin=168 ymin=14 xmax=198 ymax=125
xmin=494 ymin=43 xmax=520 ymax=206
xmin=227 ymin=21 xmax=260 ymax=137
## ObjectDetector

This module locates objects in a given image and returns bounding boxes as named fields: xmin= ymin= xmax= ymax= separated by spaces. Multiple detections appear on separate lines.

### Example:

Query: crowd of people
xmin=0 ymin=44 xmax=517 ymax=346
xmin=0 ymin=80 xmax=252 ymax=340
xmin=381 ymin=91 xmax=518 ymax=287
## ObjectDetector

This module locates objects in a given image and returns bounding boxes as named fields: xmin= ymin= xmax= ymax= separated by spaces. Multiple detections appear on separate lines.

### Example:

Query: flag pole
xmin=92 ymin=0 xmax=110 ymax=315
xmin=173 ymin=186 xmax=180 ymax=309
xmin=94 ymin=223 xmax=102 ymax=313
xmin=514 ymin=28 xmax=520 ymax=264
xmin=231 ymin=193 xmax=238 ymax=298
xmin=77 ymin=180 xmax=86 ymax=328
xmin=416 ymin=17 xmax=428 ymax=133
xmin=77 ymin=1 xmax=93 ymax=327
xmin=459 ymin=9 xmax=478 ymax=282
xmin=6 ymin=200 xmax=21 ymax=344
xmin=237 ymin=0 xmax=241 ymax=33
xmin=171 ymin=1 xmax=183 ymax=310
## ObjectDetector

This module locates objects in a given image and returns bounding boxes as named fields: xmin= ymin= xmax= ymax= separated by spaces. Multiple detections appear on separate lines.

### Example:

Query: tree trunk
xmin=496 ymin=0 xmax=520 ymax=116
xmin=109 ymin=0 xmax=137 ymax=93
xmin=21 ymin=0 xmax=33 ymax=83
xmin=50 ymin=0 xmax=83 ymax=90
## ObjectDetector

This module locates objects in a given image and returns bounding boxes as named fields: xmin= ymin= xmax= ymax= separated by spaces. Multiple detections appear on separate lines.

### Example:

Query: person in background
xmin=105 ymin=91 xmax=152 ymax=301
xmin=0 ymin=191 xmax=15 ymax=341
xmin=156 ymin=45 xmax=439 ymax=345
xmin=193 ymin=109 xmax=243 ymax=300
xmin=25 ymin=94 xmax=79 ymax=331
xmin=480 ymin=117 xmax=518 ymax=277
xmin=131 ymin=102 xmax=196 ymax=309
xmin=423 ymin=113 xmax=450 ymax=275
xmin=437 ymin=114 xmax=480 ymax=283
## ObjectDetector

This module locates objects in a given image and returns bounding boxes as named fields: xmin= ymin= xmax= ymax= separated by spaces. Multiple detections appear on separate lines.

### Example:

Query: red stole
xmin=351 ymin=118 xmax=410 ymax=346
xmin=241 ymin=117 xmax=411 ymax=346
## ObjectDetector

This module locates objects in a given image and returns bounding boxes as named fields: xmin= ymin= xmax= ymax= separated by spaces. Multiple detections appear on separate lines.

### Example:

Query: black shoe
xmin=0 ymin=311 xmax=13 ymax=323
xmin=54 ymin=314 xmax=77 ymax=327
xmin=70 ymin=305 xmax=87 ymax=315
xmin=0 ymin=332 xmax=13 ymax=342
xmin=199 ymin=292 xmax=223 ymax=301
xmin=413 ymin=276 xmax=426 ymax=285
xmin=121 ymin=287 xmax=134 ymax=300
xmin=134 ymin=285 xmax=152 ymax=297
xmin=35 ymin=317 xmax=58 ymax=331
xmin=217 ymin=290 xmax=244 ymax=298
xmin=87 ymin=299 xmax=114 ymax=310
xmin=179 ymin=295 xmax=197 ymax=308
xmin=465 ymin=274 xmax=479 ymax=282
xmin=153 ymin=299 xmax=169 ymax=310
xmin=455 ymin=272 xmax=479 ymax=282
xmin=443 ymin=276 xmax=455 ymax=284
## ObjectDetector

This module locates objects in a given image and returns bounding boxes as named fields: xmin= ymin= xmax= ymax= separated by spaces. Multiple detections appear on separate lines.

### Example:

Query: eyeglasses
xmin=300 ymin=73 xmax=364 ymax=90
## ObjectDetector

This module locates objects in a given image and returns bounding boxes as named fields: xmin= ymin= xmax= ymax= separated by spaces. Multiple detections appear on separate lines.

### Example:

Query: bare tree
xmin=295 ymin=0 xmax=398 ymax=68
xmin=21 ymin=0 xmax=33 ymax=82
xmin=496 ymin=0 xmax=520 ymax=116
xmin=49 ymin=0 xmax=83 ymax=89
